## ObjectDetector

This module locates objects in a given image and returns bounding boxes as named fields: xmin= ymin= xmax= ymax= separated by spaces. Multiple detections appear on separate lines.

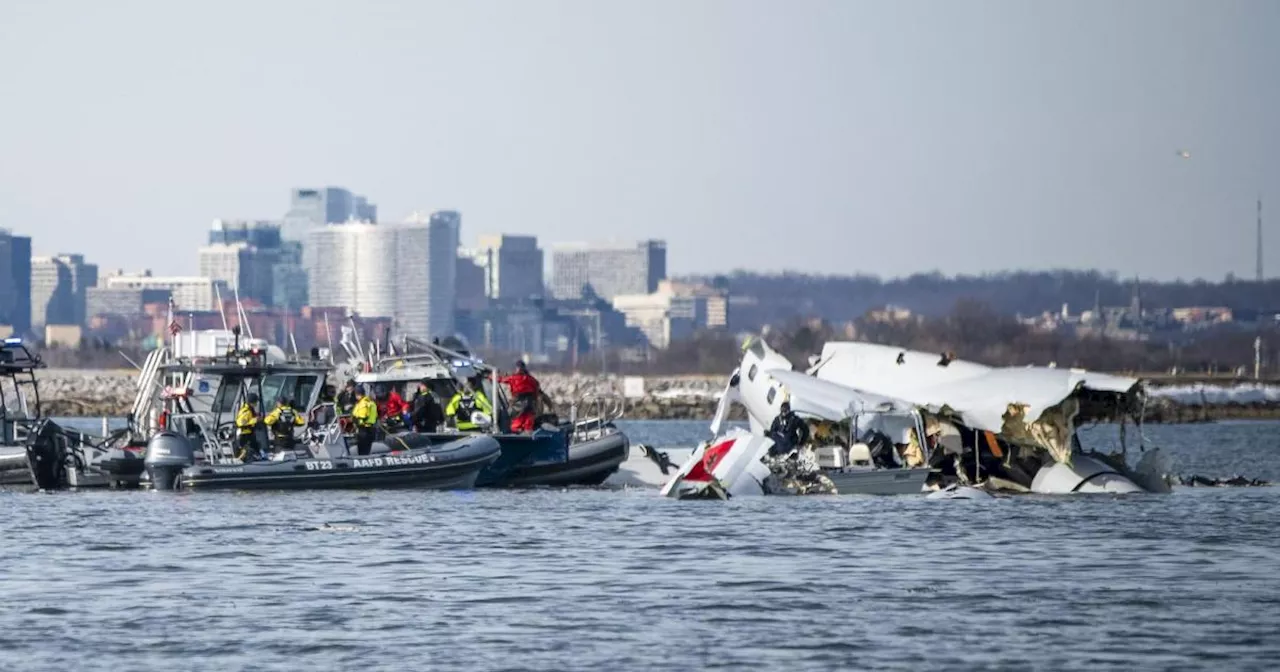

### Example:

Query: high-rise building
xmin=30 ymin=257 xmax=70 ymax=328
xmin=104 ymin=271 xmax=227 ymax=312
xmin=198 ymin=242 xmax=274 ymax=305
xmin=281 ymin=187 xmax=377 ymax=242
xmin=209 ymin=219 xmax=283 ymax=247
xmin=272 ymin=241 xmax=309 ymax=310
xmin=29 ymin=253 xmax=97 ymax=328
xmin=306 ymin=211 xmax=459 ymax=339
xmin=549 ymin=239 xmax=666 ymax=300
xmin=203 ymin=220 xmax=298 ymax=307
xmin=0 ymin=229 xmax=33 ymax=336
xmin=465 ymin=234 xmax=544 ymax=300
xmin=456 ymin=256 xmax=488 ymax=312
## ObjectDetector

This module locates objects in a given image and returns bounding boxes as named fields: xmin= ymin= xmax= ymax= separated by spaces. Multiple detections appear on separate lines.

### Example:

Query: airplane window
xmin=748 ymin=364 xmax=758 ymax=381
xmin=766 ymin=387 xmax=776 ymax=405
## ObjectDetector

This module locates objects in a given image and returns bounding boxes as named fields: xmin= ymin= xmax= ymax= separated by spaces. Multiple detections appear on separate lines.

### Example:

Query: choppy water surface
xmin=3 ymin=420 xmax=1279 ymax=671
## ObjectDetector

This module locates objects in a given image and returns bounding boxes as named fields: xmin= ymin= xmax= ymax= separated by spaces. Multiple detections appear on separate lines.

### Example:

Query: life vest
xmin=271 ymin=407 xmax=298 ymax=436
xmin=455 ymin=394 xmax=476 ymax=422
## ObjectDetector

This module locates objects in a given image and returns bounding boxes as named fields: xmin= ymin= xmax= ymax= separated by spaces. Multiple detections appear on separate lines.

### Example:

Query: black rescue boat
xmin=143 ymin=431 xmax=501 ymax=491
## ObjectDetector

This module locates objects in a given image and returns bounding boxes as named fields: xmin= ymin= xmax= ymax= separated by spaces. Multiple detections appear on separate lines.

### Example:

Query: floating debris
xmin=1178 ymin=475 xmax=1271 ymax=487
xmin=305 ymin=523 xmax=360 ymax=532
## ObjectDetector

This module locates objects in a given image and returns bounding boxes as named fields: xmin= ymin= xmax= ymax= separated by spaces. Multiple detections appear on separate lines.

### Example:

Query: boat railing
xmin=566 ymin=393 xmax=625 ymax=441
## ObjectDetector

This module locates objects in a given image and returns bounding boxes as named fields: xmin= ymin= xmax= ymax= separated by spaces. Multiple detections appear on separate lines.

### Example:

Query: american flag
xmin=166 ymin=296 xmax=181 ymax=336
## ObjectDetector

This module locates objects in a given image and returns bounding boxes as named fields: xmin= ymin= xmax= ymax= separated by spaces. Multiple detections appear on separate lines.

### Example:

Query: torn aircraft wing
xmin=810 ymin=342 xmax=1141 ymax=436
xmin=766 ymin=369 xmax=916 ymax=421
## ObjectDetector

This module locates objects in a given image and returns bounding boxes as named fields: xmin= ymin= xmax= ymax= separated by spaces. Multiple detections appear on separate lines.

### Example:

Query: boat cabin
xmin=1 ymin=337 xmax=43 ymax=446
xmin=150 ymin=352 xmax=334 ymax=463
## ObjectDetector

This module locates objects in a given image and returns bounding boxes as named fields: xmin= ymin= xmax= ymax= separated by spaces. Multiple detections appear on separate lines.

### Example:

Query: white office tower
xmin=307 ymin=212 xmax=460 ymax=339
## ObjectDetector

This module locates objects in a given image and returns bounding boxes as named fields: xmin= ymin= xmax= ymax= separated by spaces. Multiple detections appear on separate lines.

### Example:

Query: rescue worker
xmin=352 ymin=386 xmax=379 ymax=456
xmin=501 ymin=361 xmax=544 ymax=433
xmin=336 ymin=379 xmax=358 ymax=434
xmin=235 ymin=392 xmax=263 ymax=462
xmin=410 ymin=381 xmax=444 ymax=433
xmin=336 ymin=380 xmax=358 ymax=415
xmin=446 ymin=381 xmax=493 ymax=432
xmin=767 ymin=401 xmax=809 ymax=456
xmin=264 ymin=396 xmax=307 ymax=454
xmin=380 ymin=386 xmax=409 ymax=430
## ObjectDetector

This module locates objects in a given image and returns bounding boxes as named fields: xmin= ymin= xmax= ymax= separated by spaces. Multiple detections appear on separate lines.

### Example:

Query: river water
xmin=2 ymin=420 xmax=1279 ymax=671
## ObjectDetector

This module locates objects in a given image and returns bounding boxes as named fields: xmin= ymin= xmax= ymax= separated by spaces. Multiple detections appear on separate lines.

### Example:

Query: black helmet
xmin=779 ymin=401 xmax=791 ymax=412
xmin=279 ymin=396 xmax=292 ymax=407
xmin=515 ymin=360 xmax=527 ymax=370
xmin=246 ymin=392 xmax=259 ymax=404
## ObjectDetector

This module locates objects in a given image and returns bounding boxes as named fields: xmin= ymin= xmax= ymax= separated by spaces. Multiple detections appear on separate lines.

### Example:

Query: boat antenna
xmin=349 ymin=316 xmax=363 ymax=360
xmin=214 ymin=283 xmax=230 ymax=331
xmin=232 ymin=286 xmax=253 ymax=340
xmin=323 ymin=312 xmax=335 ymax=364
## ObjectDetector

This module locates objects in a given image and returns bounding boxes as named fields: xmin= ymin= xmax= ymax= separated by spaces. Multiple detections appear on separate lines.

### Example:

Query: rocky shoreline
xmin=9 ymin=369 xmax=1280 ymax=423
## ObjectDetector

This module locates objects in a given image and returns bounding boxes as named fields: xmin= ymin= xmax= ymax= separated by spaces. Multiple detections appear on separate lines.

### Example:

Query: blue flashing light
xmin=2 ymin=337 xmax=21 ymax=346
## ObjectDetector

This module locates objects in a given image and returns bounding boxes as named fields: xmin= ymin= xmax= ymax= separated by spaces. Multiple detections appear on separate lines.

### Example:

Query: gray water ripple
xmin=2 ymin=421 xmax=1280 ymax=670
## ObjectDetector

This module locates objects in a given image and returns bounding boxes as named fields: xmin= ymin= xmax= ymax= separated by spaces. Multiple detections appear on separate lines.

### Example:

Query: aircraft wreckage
xmin=661 ymin=337 xmax=1262 ymax=499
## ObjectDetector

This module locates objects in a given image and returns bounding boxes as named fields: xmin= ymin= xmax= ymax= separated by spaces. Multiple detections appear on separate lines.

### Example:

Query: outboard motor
xmin=144 ymin=431 xmax=195 ymax=491
xmin=25 ymin=418 xmax=71 ymax=490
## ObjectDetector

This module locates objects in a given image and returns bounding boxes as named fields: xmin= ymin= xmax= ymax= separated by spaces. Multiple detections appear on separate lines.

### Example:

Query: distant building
xmin=464 ymin=234 xmax=544 ymax=300
xmin=0 ymin=229 xmax=32 ymax=336
xmin=306 ymin=211 xmax=459 ymax=339
xmin=281 ymin=187 xmax=377 ymax=243
xmin=272 ymin=242 xmax=309 ymax=310
xmin=208 ymin=219 xmax=282 ymax=248
xmin=202 ymin=220 xmax=302 ymax=308
xmin=455 ymin=296 xmax=640 ymax=362
xmin=456 ymin=255 xmax=488 ymax=312
xmin=659 ymin=280 xmax=728 ymax=329
xmin=198 ymin=242 xmax=274 ymax=305
xmin=30 ymin=253 xmax=97 ymax=329
xmin=103 ymin=271 xmax=227 ymax=313
xmin=87 ymin=285 xmax=171 ymax=318
xmin=612 ymin=282 xmax=707 ymax=349
xmin=549 ymin=239 xmax=666 ymax=300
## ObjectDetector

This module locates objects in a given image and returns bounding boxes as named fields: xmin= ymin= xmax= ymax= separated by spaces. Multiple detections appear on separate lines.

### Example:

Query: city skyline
xmin=1 ymin=1 xmax=1278 ymax=281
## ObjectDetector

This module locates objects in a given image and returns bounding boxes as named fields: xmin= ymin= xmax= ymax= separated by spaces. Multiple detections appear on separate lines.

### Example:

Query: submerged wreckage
xmin=662 ymin=337 xmax=1191 ymax=499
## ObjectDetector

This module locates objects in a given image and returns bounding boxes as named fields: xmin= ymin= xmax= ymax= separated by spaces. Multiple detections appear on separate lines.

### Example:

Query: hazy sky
xmin=2 ymin=0 xmax=1277 ymax=281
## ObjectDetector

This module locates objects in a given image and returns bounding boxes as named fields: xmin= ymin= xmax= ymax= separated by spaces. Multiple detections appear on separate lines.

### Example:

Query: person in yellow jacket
xmin=235 ymin=392 xmax=263 ymax=462
xmin=446 ymin=381 xmax=493 ymax=432
xmin=351 ymin=387 xmax=379 ymax=456
xmin=264 ymin=396 xmax=307 ymax=454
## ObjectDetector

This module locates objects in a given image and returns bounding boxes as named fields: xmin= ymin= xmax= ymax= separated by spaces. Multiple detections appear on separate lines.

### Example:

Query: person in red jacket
xmin=502 ymin=361 xmax=542 ymax=433
xmin=379 ymin=386 xmax=409 ymax=430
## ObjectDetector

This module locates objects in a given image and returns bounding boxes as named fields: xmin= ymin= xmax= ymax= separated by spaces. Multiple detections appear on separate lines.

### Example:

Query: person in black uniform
xmin=410 ymin=380 xmax=444 ymax=433
xmin=768 ymin=401 xmax=810 ymax=456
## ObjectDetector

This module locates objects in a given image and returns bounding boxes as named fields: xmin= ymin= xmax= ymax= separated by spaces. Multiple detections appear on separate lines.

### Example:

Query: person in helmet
xmin=767 ymin=401 xmax=809 ymax=456
xmin=446 ymin=380 xmax=493 ymax=432
xmin=235 ymin=392 xmax=264 ymax=462
xmin=264 ymin=395 xmax=307 ymax=454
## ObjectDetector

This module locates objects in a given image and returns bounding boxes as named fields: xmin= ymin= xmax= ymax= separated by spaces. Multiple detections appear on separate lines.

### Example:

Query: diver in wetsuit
xmin=768 ymin=402 xmax=809 ymax=456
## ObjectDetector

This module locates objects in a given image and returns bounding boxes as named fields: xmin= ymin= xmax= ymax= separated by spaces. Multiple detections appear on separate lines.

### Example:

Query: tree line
xmin=684 ymin=270 xmax=1280 ymax=329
